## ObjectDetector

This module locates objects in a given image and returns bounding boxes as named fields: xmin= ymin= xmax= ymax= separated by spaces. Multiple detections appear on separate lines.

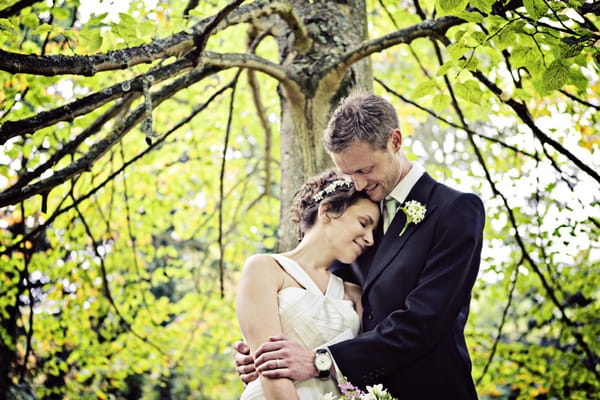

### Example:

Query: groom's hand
xmin=233 ymin=340 xmax=258 ymax=384
xmin=254 ymin=334 xmax=318 ymax=382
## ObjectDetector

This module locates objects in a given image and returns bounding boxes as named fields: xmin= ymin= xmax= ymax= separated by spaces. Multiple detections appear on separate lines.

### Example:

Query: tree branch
xmin=261 ymin=1 xmax=312 ymax=53
xmin=201 ymin=51 xmax=291 ymax=82
xmin=222 ymin=0 xmax=312 ymax=53
xmin=247 ymin=25 xmax=275 ymax=197
xmin=0 ymin=58 xmax=193 ymax=144
xmin=0 ymin=0 xmax=43 ymax=18
xmin=475 ymin=258 xmax=522 ymax=385
xmin=10 ymin=94 xmax=136 ymax=191
xmin=185 ymin=0 xmax=246 ymax=66
xmin=375 ymin=77 xmax=539 ymax=160
xmin=0 ymin=0 xmax=312 ymax=77
xmin=183 ymin=0 xmax=200 ymax=18
xmin=71 ymin=192 xmax=165 ymax=355
xmin=331 ymin=15 xmax=464 ymax=76
xmin=0 ymin=80 xmax=231 ymax=259
xmin=0 ymin=64 xmax=222 ymax=208
xmin=471 ymin=70 xmax=600 ymax=184
xmin=0 ymin=0 xmax=230 ymax=76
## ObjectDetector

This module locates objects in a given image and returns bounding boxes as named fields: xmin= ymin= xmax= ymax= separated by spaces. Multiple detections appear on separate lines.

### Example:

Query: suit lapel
xmin=362 ymin=173 xmax=438 ymax=292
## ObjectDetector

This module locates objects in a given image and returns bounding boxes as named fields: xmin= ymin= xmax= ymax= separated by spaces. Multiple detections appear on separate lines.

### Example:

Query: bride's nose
xmin=364 ymin=229 xmax=374 ymax=246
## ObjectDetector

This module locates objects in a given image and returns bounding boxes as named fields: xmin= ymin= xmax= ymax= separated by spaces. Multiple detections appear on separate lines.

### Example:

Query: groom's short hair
xmin=323 ymin=90 xmax=399 ymax=154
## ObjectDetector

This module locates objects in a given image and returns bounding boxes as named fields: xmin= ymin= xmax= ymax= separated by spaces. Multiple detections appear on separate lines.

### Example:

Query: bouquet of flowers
xmin=322 ymin=379 xmax=397 ymax=400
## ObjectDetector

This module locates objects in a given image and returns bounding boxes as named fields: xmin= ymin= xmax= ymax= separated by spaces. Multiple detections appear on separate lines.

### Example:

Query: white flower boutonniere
xmin=399 ymin=200 xmax=427 ymax=237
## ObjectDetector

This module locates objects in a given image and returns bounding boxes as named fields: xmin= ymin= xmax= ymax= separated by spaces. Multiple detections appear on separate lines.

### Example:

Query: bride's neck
xmin=284 ymin=235 xmax=334 ymax=272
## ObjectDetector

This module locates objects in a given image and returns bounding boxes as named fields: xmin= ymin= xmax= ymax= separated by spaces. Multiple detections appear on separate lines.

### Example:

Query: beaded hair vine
xmin=312 ymin=179 xmax=354 ymax=202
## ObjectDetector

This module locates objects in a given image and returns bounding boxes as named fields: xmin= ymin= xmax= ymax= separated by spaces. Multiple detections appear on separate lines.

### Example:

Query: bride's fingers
xmin=236 ymin=363 xmax=256 ymax=375
xmin=234 ymin=353 xmax=254 ymax=367
xmin=234 ymin=340 xmax=251 ymax=355
xmin=240 ymin=371 xmax=258 ymax=385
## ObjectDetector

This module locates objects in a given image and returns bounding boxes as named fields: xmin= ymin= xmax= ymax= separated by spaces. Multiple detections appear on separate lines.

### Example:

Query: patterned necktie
xmin=382 ymin=197 xmax=399 ymax=233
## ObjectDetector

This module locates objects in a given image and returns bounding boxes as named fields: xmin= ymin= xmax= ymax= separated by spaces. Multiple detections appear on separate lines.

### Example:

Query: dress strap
xmin=325 ymin=274 xmax=345 ymax=300
xmin=271 ymin=254 xmax=322 ymax=295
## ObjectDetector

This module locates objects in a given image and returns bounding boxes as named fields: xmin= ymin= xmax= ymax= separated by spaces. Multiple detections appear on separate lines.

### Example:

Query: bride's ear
xmin=318 ymin=203 xmax=331 ymax=223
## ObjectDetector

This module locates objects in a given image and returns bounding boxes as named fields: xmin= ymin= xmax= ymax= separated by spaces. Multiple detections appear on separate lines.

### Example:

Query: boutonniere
xmin=399 ymin=200 xmax=427 ymax=237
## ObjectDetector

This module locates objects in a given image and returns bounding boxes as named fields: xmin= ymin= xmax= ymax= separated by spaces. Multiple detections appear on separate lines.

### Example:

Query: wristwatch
xmin=314 ymin=348 xmax=332 ymax=379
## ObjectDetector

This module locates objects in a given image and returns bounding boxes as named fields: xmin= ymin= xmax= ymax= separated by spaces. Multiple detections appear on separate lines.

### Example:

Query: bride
xmin=236 ymin=169 xmax=380 ymax=400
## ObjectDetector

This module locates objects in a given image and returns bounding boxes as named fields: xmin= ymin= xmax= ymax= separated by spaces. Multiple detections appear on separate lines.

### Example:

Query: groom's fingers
xmin=254 ymin=340 xmax=283 ymax=359
xmin=254 ymin=349 xmax=281 ymax=370
xmin=268 ymin=333 xmax=286 ymax=341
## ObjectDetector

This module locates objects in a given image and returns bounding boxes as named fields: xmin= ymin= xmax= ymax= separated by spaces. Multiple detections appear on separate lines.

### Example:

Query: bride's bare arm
xmin=236 ymin=254 xmax=300 ymax=400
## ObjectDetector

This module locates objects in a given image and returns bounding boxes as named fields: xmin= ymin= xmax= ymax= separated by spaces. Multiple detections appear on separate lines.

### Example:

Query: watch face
xmin=316 ymin=353 xmax=332 ymax=370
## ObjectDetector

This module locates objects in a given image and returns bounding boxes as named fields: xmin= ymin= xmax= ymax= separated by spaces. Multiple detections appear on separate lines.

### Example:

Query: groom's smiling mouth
xmin=364 ymin=183 xmax=378 ymax=193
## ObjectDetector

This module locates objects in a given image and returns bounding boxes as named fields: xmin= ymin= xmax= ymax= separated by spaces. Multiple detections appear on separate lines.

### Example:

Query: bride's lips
xmin=354 ymin=241 xmax=365 ymax=253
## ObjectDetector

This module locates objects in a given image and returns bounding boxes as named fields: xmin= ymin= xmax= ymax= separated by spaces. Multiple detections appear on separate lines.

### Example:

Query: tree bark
xmin=276 ymin=0 xmax=372 ymax=251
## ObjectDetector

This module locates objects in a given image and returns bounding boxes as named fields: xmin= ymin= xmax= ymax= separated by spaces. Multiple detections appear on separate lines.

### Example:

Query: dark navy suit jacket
xmin=329 ymin=173 xmax=485 ymax=400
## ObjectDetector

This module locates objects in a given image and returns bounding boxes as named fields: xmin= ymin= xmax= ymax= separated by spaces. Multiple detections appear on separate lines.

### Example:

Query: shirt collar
xmin=387 ymin=162 xmax=425 ymax=204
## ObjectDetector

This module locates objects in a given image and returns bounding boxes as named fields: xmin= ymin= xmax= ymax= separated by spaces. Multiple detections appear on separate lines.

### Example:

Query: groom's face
xmin=331 ymin=139 xmax=402 ymax=202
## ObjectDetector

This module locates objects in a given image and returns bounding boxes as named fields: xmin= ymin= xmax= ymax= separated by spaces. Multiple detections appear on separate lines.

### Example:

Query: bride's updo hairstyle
xmin=290 ymin=169 xmax=371 ymax=240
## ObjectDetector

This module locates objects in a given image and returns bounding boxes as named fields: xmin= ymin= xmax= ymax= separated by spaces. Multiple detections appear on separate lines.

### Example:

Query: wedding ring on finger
xmin=275 ymin=359 xmax=280 ymax=368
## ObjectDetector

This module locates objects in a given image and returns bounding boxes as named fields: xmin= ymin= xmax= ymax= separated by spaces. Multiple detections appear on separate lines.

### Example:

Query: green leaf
xmin=412 ymin=79 xmax=438 ymax=98
xmin=80 ymin=28 xmax=103 ymax=53
xmin=32 ymin=23 xmax=53 ymax=35
xmin=118 ymin=13 xmax=138 ymax=28
xmin=436 ymin=0 xmax=469 ymax=14
xmin=560 ymin=42 xmax=584 ymax=59
xmin=470 ymin=31 xmax=488 ymax=46
xmin=87 ymin=13 xmax=109 ymax=27
xmin=510 ymin=46 xmax=539 ymax=70
xmin=494 ymin=28 xmax=517 ymax=51
xmin=455 ymin=80 xmax=483 ymax=104
xmin=523 ymin=0 xmax=548 ymax=20
xmin=52 ymin=7 xmax=71 ymax=20
xmin=432 ymin=93 xmax=451 ymax=114
xmin=459 ymin=55 xmax=479 ymax=71
xmin=138 ymin=20 xmax=157 ymax=38
xmin=0 ymin=18 xmax=18 ymax=33
xmin=21 ymin=12 xmax=39 ymax=29
xmin=454 ymin=10 xmax=484 ymax=23
xmin=568 ymin=68 xmax=588 ymax=92
xmin=469 ymin=0 xmax=496 ymax=14
xmin=447 ymin=42 xmax=470 ymax=60
xmin=436 ymin=60 xmax=455 ymax=77
xmin=542 ymin=59 xmax=569 ymax=91
xmin=513 ymin=88 xmax=534 ymax=102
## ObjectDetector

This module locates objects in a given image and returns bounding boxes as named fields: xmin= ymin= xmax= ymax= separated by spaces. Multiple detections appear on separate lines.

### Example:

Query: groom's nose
xmin=351 ymin=175 xmax=367 ymax=191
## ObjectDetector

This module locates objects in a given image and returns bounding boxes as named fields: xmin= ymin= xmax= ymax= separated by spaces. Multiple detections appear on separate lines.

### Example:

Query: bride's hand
xmin=254 ymin=334 xmax=318 ymax=382
xmin=234 ymin=340 xmax=258 ymax=384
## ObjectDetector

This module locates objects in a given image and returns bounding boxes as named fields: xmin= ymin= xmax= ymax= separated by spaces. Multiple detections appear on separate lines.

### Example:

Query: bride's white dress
xmin=240 ymin=254 xmax=360 ymax=400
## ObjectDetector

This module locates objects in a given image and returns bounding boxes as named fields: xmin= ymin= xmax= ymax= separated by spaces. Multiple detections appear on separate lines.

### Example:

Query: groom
xmin=235 ymin=91 xmax=485 ymax=399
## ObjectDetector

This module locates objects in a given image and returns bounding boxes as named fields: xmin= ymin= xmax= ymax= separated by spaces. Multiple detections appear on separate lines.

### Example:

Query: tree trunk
xmin=277 ymin=0 xmax=372 ymax=251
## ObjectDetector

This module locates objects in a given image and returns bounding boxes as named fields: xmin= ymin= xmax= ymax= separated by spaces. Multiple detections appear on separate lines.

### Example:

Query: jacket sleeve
xmin=328 ymin=193 xmax=485 ymax=387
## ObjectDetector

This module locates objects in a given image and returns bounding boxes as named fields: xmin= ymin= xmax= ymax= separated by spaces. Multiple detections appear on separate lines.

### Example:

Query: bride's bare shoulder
xmin=242 ymin=254 xmax=282 ymax=274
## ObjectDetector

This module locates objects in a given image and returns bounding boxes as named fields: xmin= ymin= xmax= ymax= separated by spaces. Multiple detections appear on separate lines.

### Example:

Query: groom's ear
xmin=390 ymin=128 xmax=402 ymax=151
